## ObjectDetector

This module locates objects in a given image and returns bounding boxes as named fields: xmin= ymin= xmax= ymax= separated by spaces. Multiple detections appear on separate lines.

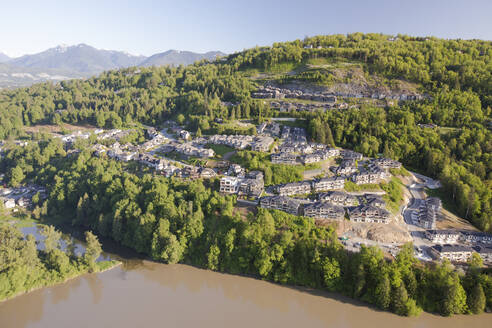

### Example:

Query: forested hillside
xmin=0 ymin=33 xmax=491 ymax=316
xmin=0 ymin=33 xmax=489 ymax=232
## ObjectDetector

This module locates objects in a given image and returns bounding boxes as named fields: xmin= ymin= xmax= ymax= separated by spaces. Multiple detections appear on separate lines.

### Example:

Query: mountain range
xmin=0 ymin=44 xmax=226 ymax=88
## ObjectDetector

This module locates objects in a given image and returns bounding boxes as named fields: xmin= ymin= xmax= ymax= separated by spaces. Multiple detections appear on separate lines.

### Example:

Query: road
xmin=400 ymin=174 xmax=437 ymax=260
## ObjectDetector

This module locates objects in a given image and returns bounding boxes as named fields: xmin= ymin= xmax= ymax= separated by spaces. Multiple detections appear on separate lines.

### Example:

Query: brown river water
xmin=0 ymin=259 xmax=490 ymax=328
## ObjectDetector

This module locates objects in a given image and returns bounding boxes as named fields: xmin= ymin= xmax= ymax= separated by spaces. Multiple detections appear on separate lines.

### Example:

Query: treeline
xmin=228 ymin=33 xmax=492 ymax=107
xmin=0 ymin=223 xmax=112 ymax=301
xmin=4 ymin=150 xmax=486 ymax=316
xmin=305 ymin=101 xmax=491 ymax=232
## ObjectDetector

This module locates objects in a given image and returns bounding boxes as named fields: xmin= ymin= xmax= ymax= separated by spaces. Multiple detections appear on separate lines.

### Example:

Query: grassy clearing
xmin=206 ymin=143 xmax=236 ymax=157
xmin=344 ymin=181 xmax=381 ymax=192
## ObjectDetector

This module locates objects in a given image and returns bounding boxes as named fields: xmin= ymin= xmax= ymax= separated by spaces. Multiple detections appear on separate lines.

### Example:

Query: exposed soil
xmin=337 ymin=219 xmax=412 ymax=244
xmin=436 ymin=209 xmax=479 ymax=231
xmin=23 ymin=123 xmax=98 ymax=134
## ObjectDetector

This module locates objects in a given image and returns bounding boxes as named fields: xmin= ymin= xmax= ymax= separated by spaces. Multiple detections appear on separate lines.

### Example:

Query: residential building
xmin=275 ymin=181 xmax=312 ymax=196
xmin=365 ymin=195 xmax=386 ymax=208
xmin=2 ymin=198 xmax=15 ymax=209
xmin=473 ymin=245 xmax=492 ymax=265
xmin=208 ymin=135 xmax=254 ymax=150
xmin=228 ymin=164 xmax=244 ymax=177
xmin=426 ymin=230 xmax=461 ymax=244
xmin=415 ymin=197 xmax=442 ymax=229
xmin=303 ymin=202 xmax=345 ymax=220
xmin=429 ymin=245 xmax=474 ymax=263
xmin=199 ymin=168 xmax=216 ymax=179
xmin=348 ymin=205 xmax=390 ymax=224
xmin=460 ymin=231 xmax=492 ymax=245
xmin=179 ymin=130 xmax=191 ymax=140
xmin=271 ymin=152 xmax=297 ymax=165
xmin=318 ymin=191 xmax=358 ymax=206
xmin=352 ymin=171 xmax=385 ymax=185
xmin=373 ymin=158 xmax=402 ymax=169
xmin=341 ymin=150 xmax=363 ymax=160
xmin=238 ymin=179 xmax=264 ymax=198
xmin=301 ymin=153 xmax=321 ymax=165
xmin=220 ymin=176 xmax=240 ymax=194
xmin=312 ymin=177 xmax=345 ymax=192
xmin=246 ymin=170 xmax=264 ymax=181
xmin=259 ymin=196 xmax=301 ymax=215
xmin=251 ymin=136 xmax=274 ymax=152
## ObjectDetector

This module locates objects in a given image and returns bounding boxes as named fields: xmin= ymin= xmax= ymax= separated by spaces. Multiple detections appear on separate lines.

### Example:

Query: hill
xmin=0 ymin=34 xmax=490 ymax=233
xmin=140 ymin=50 xmax=225 ymax=67
xmin=9 ymin=44 xmax=146 ymax=75
xmin=0 ymin=45 xmax=226 ymax=88
xmin=0 ymin=52 xmax=10 ymax=63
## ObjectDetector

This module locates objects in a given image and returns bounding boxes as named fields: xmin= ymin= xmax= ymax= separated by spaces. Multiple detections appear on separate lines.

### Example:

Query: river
xmin=0 ymin=225 xmax=490 ymax=327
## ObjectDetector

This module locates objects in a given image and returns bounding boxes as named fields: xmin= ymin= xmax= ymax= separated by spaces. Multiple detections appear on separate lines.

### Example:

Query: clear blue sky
xmin=1 ymin=0 xmax=491 ymax=57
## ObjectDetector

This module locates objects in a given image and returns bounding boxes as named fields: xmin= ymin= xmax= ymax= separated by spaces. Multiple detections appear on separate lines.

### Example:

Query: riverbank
xmin=2 ymin=261 xmax=490 ymax=328
xmin=0 ymin=261 xmax=121 ymax=304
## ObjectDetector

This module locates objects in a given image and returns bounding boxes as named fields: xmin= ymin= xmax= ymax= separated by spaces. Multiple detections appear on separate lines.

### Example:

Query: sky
xmin=1 ymin=0 xmax=491 ymax=57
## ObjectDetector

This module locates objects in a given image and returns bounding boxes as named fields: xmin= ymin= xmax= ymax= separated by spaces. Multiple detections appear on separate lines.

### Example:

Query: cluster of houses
xmin=331 ymin=155 xmax=401 ymax=185
xmin=426 ymin=229 xmax=492 ymax=245
xmin=257 ymin=122 xmax=281 ymax=137
xmin=258 ymin=192 xmax=390 ymax=224
xmin=251 ymin=85 xmax=426 ymax=102
xmin=252 ymin=85 xmax=337 ymax=103
xmin=429 ymin=244 xmax=492 ymax=265
xmin=208 ymin=134 xmax=274 ymax=152
xmin=270 ymin=101 xmax=349 ymax=113
xmin=172 ymin=141 xmax=216 ymax=158
xmin=274 ymin=176 xmax=345 ymax=196
xmin=413 ymin=197 xmax=442 ymax=229
xmin=219 ymin=171 xmax=265 ymax=199
xmin=0 ymin=185 xmax=46 ymax=211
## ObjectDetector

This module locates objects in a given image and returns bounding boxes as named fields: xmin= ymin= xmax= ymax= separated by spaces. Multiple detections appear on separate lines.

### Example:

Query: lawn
xmin=206 ymin=143 xmax=236 ymax=158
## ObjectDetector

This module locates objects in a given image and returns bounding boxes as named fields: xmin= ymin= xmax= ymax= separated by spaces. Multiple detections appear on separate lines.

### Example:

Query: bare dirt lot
xmin=336 ymin=219 xmax=412 ymax=244
xmin=24 ymin=123 xmax=98 ymax=134
xmin=436 ymin=209 xmax=478 ymax=231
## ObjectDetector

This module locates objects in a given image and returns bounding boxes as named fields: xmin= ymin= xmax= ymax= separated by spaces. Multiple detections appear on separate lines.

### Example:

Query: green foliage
xmin=84 ymin=231 xmax=102 ymax=271
xmin=0 ymin=223 xmax=115 ymax=302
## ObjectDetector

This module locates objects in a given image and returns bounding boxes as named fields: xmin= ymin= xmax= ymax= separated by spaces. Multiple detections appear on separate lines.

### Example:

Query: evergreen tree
xmin=468 ymin=283 xmax=486 ymax=314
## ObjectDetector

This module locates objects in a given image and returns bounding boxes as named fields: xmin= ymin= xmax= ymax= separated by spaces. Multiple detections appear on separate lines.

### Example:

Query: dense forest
xmin=1 ymin=146 xmax=490 ymax=316
xmin=0 ymin=34 xmax=491 ymax=315
xmin=0 ymin=34 xmax=489 ymax=232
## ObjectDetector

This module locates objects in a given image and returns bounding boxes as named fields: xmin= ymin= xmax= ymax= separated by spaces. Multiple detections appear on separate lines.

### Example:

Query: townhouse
xmin=251 ymin=136 xmax=274 ymax=152
xmin=219 ymin=176 xmax=240 ymax=194
xmin=312 ymin=176 xmax=345 ymax=192
xmin=303 ymin=202 xmax=345 ymax=220
xmin=348 ymin=205 xmax=390 ymax=224
xmin=318 ymin=191 xmax=358 ymax=206
xmin=425 ymin=230 xmax=461 ymax=244
xmin=271 ymin=152 xmax=298 ymax=165
xmin=275 ymin=181 xmax=312 ymax=196
xmin=429 ymin=244 xmax=474 ymax=263
xmin=259 ymin=196 xmax=302 ymax=215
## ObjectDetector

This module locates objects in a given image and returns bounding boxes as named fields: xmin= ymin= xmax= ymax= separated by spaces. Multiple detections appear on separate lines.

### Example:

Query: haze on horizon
xmin=1 ymin=0 xmax=491 ymax=58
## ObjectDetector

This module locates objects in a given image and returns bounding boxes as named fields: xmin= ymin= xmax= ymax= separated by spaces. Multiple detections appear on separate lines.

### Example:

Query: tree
xmin=325 ymin=123 xmax=335 ymax=147
xmin=9 ymin=166 xmax=24 ymax=187
xmin=207 ymin=244 xmax=220 ymax=271
xmin=84 ymin=231 xmax=102 ymax=271
xmin=375 ymin=274 xmax=391 ymax=310
xmin=468 ymin=283 xmax=486 ymax=314
xmin=40 ymin=225 xmax=62 ymax=253
xmin=322 ymin=257 xmax=341 ymax=291
xmin=392 ymin=282 xmax=409 ymax=315
xmin=196 ymin=127 xmax=202 ymax=137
